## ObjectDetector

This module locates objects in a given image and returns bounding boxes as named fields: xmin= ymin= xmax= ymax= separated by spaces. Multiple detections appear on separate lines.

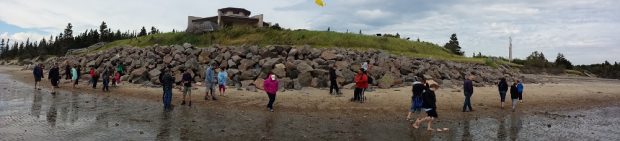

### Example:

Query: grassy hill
xmin=101 ymin=26 xmax=513 ymax=65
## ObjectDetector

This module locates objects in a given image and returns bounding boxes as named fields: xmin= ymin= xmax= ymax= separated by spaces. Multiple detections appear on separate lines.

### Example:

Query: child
xmin=413 ymin=83 xmax=447 ymax=132
xmin=217 ymin=66 xmax=228 ymax=96
xmin=102 ymin=67 xmax=111 ymax=92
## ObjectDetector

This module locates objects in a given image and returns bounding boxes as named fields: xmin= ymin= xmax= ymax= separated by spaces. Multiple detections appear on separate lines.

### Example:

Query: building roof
xmin=218 ymin=7 xmax=251 ymax=16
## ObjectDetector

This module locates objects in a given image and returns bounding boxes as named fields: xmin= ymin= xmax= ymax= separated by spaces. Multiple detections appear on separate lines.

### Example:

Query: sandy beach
xmin=2 ymin=65 xmax=620 ymax=140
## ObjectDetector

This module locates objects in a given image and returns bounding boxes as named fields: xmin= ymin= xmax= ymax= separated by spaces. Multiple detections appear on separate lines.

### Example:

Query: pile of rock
xmin=41 ymin=43 xmax=531 ymax=91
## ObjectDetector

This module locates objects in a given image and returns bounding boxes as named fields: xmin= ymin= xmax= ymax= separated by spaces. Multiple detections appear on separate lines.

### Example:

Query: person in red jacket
xmin=352 ymin=68 xmax=368 ymax=103
xmin=263 ymin=72 xmax=279 ymax=112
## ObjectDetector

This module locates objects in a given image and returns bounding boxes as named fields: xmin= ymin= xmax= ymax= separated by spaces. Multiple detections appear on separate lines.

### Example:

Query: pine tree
xmin=443 ymin=33 xmax=463 ymax=56
xmin=99 ymin=21 xmax=109 ymax=42
xmin=138 ymin=26 xmax=147 ymax=36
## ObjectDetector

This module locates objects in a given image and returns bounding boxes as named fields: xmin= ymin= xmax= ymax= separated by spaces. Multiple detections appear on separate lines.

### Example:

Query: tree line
xmin=0 ymin=22 xmax=160 ymax=59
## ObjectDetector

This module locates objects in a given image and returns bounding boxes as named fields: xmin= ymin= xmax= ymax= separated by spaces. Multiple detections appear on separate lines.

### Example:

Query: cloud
xmin=0 ymin=32 xmax=48 ymax=44
xmin=0 ymin=0 xmax=618 ymax=64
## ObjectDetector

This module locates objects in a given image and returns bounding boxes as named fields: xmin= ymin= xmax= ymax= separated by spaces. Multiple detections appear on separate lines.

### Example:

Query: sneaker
xmin=181 ymin=100 xmax=186 ymax=105
xmin=269 ymin=108 xmax=274 ymax=112
xmin=212 ymin=97 xmax=218 ymax=101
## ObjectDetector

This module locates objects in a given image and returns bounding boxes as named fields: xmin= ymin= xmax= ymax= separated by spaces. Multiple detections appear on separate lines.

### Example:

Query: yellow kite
xmin=315 ymin=0 xmax=325 ymax=7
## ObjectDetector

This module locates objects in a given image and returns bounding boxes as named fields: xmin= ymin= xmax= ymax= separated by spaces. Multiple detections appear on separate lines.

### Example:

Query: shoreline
xmin=4 ymin=65 xmax=620 ymax=120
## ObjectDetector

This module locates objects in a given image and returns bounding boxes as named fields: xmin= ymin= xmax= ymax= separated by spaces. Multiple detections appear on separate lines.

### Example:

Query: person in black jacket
xmin=510 ymin=80 xmax=519 ymax=112
xmin=48 ymin=63 xmax=61 ymax=94
xmin=413 ymin=83 xmax=441 ymax=131
xmin=497 ymin=78 xmax=509 ymax=109
xmin=463 ymin=76 xmax=474 ymax=112
xmin=33 ymin=64 xmax=44 ymax=90
xmin=329 ymin=64 xmax=341 ymax=95
xmin=407 ymin=76 xmax=426 ymax=121
xmin=160 ymin=67 xmax=175 ymax=110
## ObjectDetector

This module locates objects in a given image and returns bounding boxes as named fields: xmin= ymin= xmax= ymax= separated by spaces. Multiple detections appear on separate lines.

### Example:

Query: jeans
xmin=92 ymin=78 xmax=98 ymax=88
xmin=163 ymin=88 xmax=173 ymax=109
xmin=518 ymin=92 xmax=523 ymax=100
xmin=512 ymin=99 xmax=518 ymax=110
xmin=499 ymin=91 xmax=507 ymax=102
xmin=267 ymin=93 xmax=276 ymax=109
xmin=463 ymin=92 xmax=473 ymax=111
xmin=329 ymin=80 xmax=339 ymax=94
xmin=102 ymin=79 xmax=110 ymax=91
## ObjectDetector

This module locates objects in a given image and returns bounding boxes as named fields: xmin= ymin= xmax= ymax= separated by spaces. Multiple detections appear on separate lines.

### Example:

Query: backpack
xmin=413 ymin=95 xmax=424 ymax=109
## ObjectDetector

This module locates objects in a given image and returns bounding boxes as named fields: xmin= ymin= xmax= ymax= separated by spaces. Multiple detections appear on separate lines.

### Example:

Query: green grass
xmin=100 ymin=26 xmax=488 ymax=64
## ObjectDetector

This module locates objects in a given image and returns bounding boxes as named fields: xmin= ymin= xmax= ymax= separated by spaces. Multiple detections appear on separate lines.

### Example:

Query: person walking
xmin=413 ymin=83 xmax=441 ymax=131
xmin=407 ymin=76 xmax=426 ymax=121
xmin=76 ymin=65 xmax=82 ymax=84
xmin=510 ymin=80 xmax=519 ymax=112
xmin=64 ymin=63 xmax=71 ymax=80
xmin=498 ymin=78 xmax=509 ymax=108
xmin=89 ymin=67 xmax=99 ymax=89
xmin=71 ymin=65 xmax=79 ymax=88
xmin=101 ymin=67 xmax=111 ymax=92
xmin=329 ymin=64 xmax=341 ymax=95
xmin=112 ymin=71 xmax=120 ymax=87
xmin=48 ymin=63 xmax=61 ymax=94
xmin=352 ymin=68 xmax=368 ymax=103
xmin=204 ymin=64 xmax=217 ymax=100
xmin=517 ymin=80 xmax=524 ymax=103
xmin=463 ymin=76 xmax=474 ymax=112
xmin=181 ymin=69 xmax=193 ymax=106
xmin=160 ymin=67 xmax=174 ymax=110
xmin=217 ymin=66 xmax=228 ymax=96
xmin=263 ymin=73 xmax=279 ymax=112
xmin=33 ymin=64 xmax=44 ymax=90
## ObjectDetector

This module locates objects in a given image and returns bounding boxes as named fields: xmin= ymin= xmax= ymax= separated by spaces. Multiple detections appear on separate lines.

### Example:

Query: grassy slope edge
xmin=100 ymin=26 xmax=516 ymax=66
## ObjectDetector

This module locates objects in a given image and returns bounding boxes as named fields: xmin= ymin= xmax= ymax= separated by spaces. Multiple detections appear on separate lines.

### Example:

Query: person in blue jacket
xmin=204 ymin=63 xmax=218 ymax=100
xmin=218 ymin=66 xmax=229 ymax=96
xmin=517 ymin=80 xmax=524 ymax=103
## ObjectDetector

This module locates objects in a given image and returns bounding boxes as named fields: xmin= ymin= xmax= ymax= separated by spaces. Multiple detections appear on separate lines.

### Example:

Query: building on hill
xmin=186 ymin=7 xmax=270 ymax=33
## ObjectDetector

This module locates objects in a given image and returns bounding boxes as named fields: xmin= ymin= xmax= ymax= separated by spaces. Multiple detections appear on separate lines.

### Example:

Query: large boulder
xmin=254 ymin=78 xmax=265 ymax=90
xmin=148 ymin=69 xmax=161 ymax=79
xmin=198 ymin=50 xmax=211 ymax=64
xmin=279 ymin=78 xmax=293 ymax=90
xmin=297 ymin=71 xmax=313 ymax=87
xmin=296 ymin=62 xmax=313 ymax=73
xmin=272 ymin=67 xmax=287 ymax=78
xmin=320 ymin=50 xmax=337 ymax=60
xmin=238 ymin=59 xmax=256 ymax=71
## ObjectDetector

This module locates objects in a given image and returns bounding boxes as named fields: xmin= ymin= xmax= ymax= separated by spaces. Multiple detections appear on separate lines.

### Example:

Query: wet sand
xmin=1 ymin=66 xmax=619 ymax=140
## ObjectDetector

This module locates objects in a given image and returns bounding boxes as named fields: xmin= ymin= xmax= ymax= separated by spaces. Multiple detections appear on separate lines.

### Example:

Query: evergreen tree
xmin=138 ymin=26 xmax=147 ymax=36
xmin=554 ymin=53 xmax=573 ymax=69
xmin=443 ymin=33 xmax=463 ymax=56
xmin=99 ymin=21 xmax=109 ymax=41
xmin=150 ymin=26 xmax=159 ymax=35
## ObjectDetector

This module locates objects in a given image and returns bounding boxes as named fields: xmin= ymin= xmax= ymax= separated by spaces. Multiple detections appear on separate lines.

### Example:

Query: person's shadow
xmin=509 ymin=113 xmax=522 ymax=141
xmin=261 ymin=113 xmax=276 ymax=140
xmin=462 ymin=119 xmax=472 ymax=141
xmin=31 ymin=90 xmax=43 ymax=118
xmin=497 ymin=116 xmax=507 ymax=141
xmin=156 ymin=109 xmax=173 ymax=141
xmin=46 ymin=93 xmax=58 ymax=127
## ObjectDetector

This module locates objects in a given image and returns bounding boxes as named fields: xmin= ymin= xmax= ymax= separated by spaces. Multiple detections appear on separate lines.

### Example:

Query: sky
xmin=0 ymin=0 xmax=618 ymax=65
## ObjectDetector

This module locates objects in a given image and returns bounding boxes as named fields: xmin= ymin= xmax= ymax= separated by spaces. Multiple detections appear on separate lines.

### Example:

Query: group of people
xmin=32 ymin=62 xmax=125 ymax=94
xmin=159 ymin=63 xmax=230 ymax=110
xmin=406 ymin=76 xmax=443 ymax=131
xmin=404 ymin=75 xmax=526 ymax=131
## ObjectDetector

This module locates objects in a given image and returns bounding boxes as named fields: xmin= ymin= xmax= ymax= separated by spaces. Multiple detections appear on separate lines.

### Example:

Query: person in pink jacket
xmin=263 ymin=73 xmax=279 ymax=112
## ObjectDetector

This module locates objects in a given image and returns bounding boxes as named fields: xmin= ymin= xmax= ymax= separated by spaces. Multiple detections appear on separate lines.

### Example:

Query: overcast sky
xmin=1 ymin=0 xmax=618 ymax=64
